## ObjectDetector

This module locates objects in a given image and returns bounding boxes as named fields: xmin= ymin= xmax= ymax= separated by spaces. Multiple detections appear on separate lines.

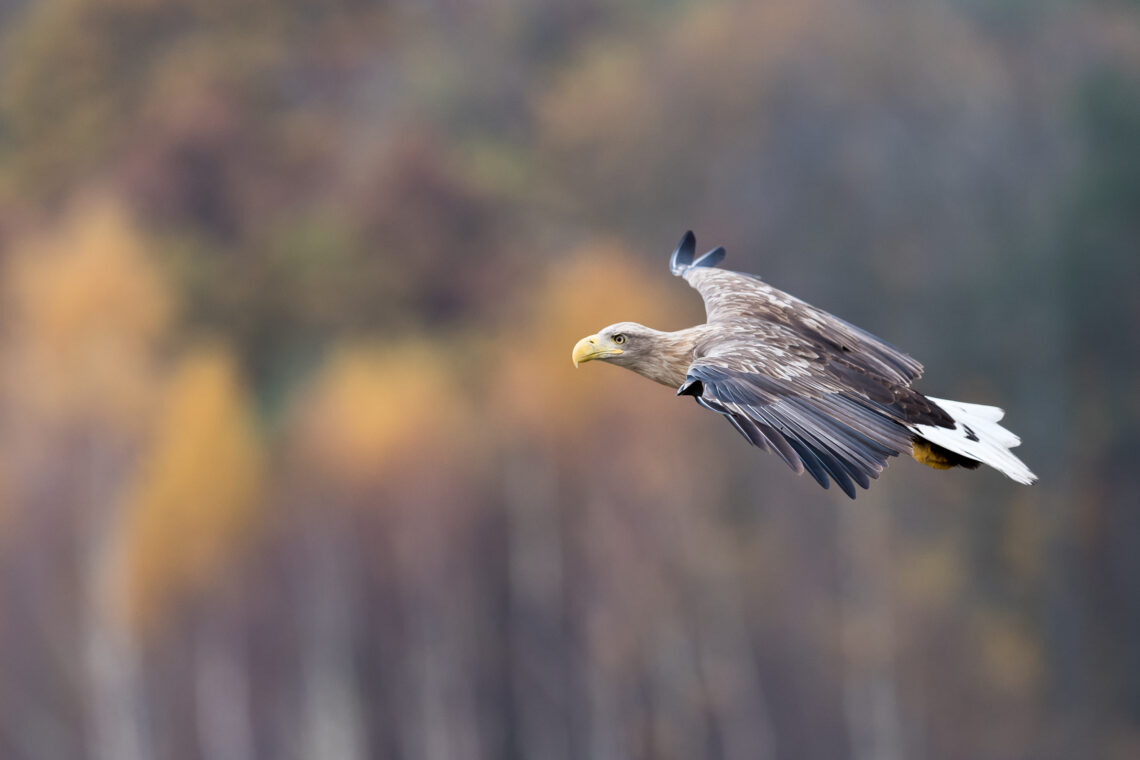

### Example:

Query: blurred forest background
xmin=1 ymin=0 xmax=1139 ymax=759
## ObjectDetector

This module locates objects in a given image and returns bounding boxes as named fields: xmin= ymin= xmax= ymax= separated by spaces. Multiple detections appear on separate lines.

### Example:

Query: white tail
xmin=910 ymin=397 xmax=1037 ymax=485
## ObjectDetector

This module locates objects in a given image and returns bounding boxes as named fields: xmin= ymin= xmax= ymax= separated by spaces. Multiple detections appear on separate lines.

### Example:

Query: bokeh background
xmin=1 ymin=1 xmax=1139 ymax=758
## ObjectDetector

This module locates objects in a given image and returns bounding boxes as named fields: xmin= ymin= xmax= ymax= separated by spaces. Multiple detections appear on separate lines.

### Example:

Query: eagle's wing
xmin=682 ymin=266 xmax=924 ymax=386
xmin=679 ymin=330 xmax=919 ymax=497
xmin=668 ymin=232 xmax=947 ymax=496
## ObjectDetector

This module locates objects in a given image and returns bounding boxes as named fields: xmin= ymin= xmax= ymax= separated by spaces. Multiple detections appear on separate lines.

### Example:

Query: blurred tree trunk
xmin=300 ymin=526 xmax=365 ymax=760
xmin=674 ymin=488 xmax=776 ymax=760
xmin=83 ymin=433 xmax=149 ymax=760
xmin=394 ymin=495 xmax=482 ymax=760
xmin=839 ymin=497 xmax=904 ymax=760
xmin=194 ymin=611 xmax=254 ymax=760
xmin=504 ymin=447 xmax=572 ymax=760
xmin=690 ymin=581 xmax=775 ymax=760
xmin=583 ymin=641 xmax=622 ymax=760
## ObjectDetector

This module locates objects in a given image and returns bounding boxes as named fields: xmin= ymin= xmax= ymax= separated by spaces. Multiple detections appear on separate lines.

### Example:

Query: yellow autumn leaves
xmin=4 ymin=199 xmax=170 ymax=430
xmin=0 ymin=196 xmax=704 ymax=638
xmin=117 ymin=348 xmax=264 ymax=634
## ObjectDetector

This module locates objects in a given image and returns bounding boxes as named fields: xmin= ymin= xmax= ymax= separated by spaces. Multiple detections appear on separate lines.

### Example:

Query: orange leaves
xmin=3 ymin=198 xmax=172 ymax=430
xmin=115 ymin=346 xmax=264 ymax=635
xmin=491 ymin=239 xmax=732 ymax=545
xmin=495 ymin=240 xmax=701 ymax=445
xmin=8 ymin=200 xmax=170 ymax=348
xmin=289 ymin=340 xmax=474 ymax=490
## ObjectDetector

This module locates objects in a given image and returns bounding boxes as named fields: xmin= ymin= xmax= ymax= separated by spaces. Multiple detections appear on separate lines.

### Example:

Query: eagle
xmin=572 ymin=231 xmax=1036 ymax=498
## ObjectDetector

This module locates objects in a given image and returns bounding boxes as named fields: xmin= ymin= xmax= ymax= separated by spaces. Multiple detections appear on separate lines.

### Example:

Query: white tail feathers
xmin=910 ymin=396 xmax=1037 ymax=485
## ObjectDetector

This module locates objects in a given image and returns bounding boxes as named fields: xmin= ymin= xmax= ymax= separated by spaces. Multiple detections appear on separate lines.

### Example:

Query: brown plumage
xmin=572 ymin=231 xmax=1035 ymax=498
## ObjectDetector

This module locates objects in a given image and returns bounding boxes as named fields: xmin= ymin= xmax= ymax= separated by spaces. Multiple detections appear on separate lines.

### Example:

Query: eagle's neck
xmin=634 ymin=325 xmax=713 ymax=387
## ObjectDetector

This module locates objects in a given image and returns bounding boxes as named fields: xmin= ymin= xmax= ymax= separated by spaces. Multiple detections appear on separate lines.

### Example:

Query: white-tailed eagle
xmin=572 ymin=231 xmax=1036 ymax=498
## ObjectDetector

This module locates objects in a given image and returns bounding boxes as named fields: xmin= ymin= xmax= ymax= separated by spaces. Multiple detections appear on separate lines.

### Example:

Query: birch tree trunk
xmin=83 ymin=434 xmax=148 ymax=760
xmin=195 ymin=611 xmax=255 ymax=760
xmin=838 ymin=496 xmax=904 ymax=760
xmin=300 ymin=527 xmax=365 ymax=760
xmin=504 ymin=448 xmax=571 ymax=760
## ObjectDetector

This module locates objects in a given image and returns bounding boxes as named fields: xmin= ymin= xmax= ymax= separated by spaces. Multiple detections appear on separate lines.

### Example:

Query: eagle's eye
xmin=613 ymin=333 xmax=627 ymax=345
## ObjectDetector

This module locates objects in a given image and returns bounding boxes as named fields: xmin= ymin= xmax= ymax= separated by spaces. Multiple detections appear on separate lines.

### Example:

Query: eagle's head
xmin=571 ymin=322 xmax=654 ymax=369
xmin=572 ymin=322 xmax=699 ymax=388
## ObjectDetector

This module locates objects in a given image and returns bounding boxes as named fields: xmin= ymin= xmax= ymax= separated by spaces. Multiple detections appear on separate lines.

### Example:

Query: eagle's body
xmin=572 ymin=232 xmax=1036 ymax=498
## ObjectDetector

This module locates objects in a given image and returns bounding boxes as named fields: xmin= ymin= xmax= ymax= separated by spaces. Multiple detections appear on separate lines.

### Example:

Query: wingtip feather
xmin=670 ymin=231 xmax=696 ymax=275
xmin=693 ymin=246 xmax=726 ymax=270
xmin=670 ymin=231 xmax=728 ymax=275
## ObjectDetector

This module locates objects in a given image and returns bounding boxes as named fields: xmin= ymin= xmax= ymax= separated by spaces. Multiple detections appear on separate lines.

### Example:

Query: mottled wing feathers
xmin=665 ymin=233 xmax=941 ymax=497
xmin=683 ymin=267 xmax=924 ymax=387
xmin=684 ymin=357 xmax=915 ymax=497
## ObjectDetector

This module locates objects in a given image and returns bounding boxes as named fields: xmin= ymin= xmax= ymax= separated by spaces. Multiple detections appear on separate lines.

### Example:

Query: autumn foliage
xmin=1 ymin=2 xmax=1139 ymax=759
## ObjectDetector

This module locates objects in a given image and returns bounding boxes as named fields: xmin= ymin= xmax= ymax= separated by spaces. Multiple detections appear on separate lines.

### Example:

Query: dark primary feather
xmin=669 ymin=231 xmax=696 ymax=275
xmin=685 ymin=358 xmax=914 ymax=497
xmin=693 ymin=246 xmax=726 ymax=271
xmin=671 ymin=229 xmax=726 ymax=276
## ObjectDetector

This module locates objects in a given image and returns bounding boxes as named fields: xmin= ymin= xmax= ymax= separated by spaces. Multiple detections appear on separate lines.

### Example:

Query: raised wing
xmin=681 ymin=265 xmax=924 ymax=387
xmin=666 ymin=231 xmax=946 ymax=496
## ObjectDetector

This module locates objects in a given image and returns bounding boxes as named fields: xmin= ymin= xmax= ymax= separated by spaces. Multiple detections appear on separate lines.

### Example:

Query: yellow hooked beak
xmin=572 ymin=334 xmax=623 ymax=367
